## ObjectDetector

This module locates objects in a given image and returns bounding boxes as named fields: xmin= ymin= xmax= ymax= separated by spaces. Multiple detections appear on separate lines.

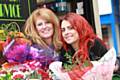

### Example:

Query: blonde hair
xmin=24 ymin=8 xmax=62 ymax=51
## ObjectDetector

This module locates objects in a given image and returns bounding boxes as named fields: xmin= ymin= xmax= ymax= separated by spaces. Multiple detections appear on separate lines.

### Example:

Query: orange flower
xmin=0 ymin=40 xmax=5 ymax=52
xmin=2 ymin=62 xmax=19 ymax=69
xmin=15 ymin=38 xmax=32 ymax=45
xmin=8 ymin=31 xmax=25 ymax=38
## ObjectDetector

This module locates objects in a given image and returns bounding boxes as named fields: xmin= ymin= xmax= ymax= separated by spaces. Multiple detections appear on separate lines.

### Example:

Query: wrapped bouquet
xmin=49 ymin=47 xmax=116 ymax=80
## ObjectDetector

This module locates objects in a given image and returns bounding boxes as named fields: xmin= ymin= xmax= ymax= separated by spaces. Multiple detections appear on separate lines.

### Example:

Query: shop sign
xmin=0 ymin=0 xmax=36 ymax=30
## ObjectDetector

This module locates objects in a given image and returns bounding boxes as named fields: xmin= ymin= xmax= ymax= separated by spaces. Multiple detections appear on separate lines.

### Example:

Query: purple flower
xmin=5 ymin=44 xmax=29 ymax=63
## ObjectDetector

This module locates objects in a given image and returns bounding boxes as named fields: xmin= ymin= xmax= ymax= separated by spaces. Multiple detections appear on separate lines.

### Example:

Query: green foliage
xmin=0 ymin=72 xmax=12 ymax=80
xmin=29 ymin=71 xmax=42 ymax=79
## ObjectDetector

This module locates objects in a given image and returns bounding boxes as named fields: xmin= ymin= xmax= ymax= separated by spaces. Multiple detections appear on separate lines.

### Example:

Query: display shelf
xmin=37 ymin=0 xmax=96 ymax=32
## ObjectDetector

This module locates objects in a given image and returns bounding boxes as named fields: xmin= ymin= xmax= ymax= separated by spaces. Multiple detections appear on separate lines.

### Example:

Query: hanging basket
xmin=0 ymin=22 xmax=20 ymax=32
xmin=0 ymin=22 xmax=21 ymax=42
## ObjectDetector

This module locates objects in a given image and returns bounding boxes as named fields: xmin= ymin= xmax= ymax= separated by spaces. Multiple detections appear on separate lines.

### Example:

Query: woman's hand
xmin=49 ymin=61 xmax=71 ymax=80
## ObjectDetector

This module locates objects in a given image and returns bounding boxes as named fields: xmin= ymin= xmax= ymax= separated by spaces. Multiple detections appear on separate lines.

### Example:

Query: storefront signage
xmin=0 ymin=0 xmax=36 ymax=30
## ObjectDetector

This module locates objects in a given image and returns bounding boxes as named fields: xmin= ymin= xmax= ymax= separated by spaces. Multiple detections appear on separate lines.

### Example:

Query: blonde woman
xmin=24 ymin=8 xmax=62 ymax=79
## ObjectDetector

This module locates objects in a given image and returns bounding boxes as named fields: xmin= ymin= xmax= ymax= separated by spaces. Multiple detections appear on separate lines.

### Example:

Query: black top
xmin=89 ymin=38 xmax=108 ymax=60
xmin=59 ymin=38 xmax=108 ymax=64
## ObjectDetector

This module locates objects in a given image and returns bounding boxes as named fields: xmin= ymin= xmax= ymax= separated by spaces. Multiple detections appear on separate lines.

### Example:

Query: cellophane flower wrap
xmin=81 ymin=47 xmax=116 ymax=80
xmin=28 ymin=44 xmax=59 ymax=70
xmin=3 ymin=31 xmax=32 ymax=63
xmin=49 ymin=47 xmax=116 ymax=80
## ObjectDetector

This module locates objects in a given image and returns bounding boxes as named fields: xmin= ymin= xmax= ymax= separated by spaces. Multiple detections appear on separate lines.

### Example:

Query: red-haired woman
xmin=58 ymin=12 xmax=109 ymax=80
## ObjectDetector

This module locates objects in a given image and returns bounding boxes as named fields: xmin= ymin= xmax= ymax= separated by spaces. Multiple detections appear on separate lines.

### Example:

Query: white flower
xmin=12 ymin=71 xmax=25 ymax=79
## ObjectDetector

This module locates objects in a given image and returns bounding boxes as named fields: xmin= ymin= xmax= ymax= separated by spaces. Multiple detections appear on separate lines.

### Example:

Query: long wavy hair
xmin=24 ymin=8 xmax=62 ymax=51
xmin=60 ymin=13 xmax=96 ymax=64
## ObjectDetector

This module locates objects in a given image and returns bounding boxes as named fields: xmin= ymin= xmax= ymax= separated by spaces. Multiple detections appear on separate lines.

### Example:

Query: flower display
xmin=0 ymin=60 xmax=50 ymax=80
xmin=0 ymin=23 xmax=54 ymax=80
xmin=0 ymin=61 xmax=41 ymax=80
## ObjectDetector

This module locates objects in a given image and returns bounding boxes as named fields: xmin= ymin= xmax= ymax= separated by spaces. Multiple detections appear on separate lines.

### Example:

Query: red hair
xmin=60 ymin=13 xmax=96 ymax=65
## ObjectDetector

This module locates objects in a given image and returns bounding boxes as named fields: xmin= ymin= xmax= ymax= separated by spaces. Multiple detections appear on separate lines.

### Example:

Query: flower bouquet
xmin=0 ymin=22 xmax=22 ymax=65
xmin=49 ymin=47 xmax=116 ymax=80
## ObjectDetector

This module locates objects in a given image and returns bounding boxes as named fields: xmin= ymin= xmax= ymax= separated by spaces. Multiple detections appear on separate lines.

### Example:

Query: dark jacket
xmin=59 ymin=38 xmax=108 ymax=64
